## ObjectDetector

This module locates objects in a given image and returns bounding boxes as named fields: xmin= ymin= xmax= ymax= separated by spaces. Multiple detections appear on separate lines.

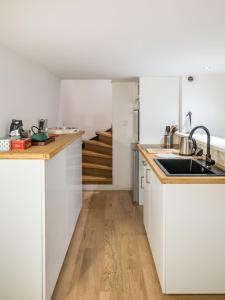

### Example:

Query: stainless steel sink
xmin=154 ymin=158 xmax=225 ymax=177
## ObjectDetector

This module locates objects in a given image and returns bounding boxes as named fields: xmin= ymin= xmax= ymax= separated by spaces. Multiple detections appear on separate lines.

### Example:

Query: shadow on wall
xmin=60 ymin=80 xmax=112 ymax=140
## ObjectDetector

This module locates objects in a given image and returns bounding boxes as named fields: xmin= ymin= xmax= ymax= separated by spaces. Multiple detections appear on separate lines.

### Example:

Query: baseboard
xmin=82 ymin=184 xmax=132 ymax=191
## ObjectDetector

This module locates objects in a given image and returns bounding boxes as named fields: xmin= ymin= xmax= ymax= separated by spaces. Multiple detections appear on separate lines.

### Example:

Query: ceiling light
xmin=203 ymin=66 xmax=212 ymax=70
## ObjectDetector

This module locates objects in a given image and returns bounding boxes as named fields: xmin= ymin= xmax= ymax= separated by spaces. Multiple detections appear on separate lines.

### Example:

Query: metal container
xmin=0 ymin=137 xmax=11 ymax=152
xmin=38 ymin=119 xmax=48 ymax=133
xmin=164 ymin=135 xmax=173 ymax=149
xmin=179 ymin=136 xmax=196 ymax=156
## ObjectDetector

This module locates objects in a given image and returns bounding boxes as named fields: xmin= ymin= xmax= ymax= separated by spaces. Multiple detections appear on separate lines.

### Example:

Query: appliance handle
xmin=141 ymin=176 xmax=144 ymax=189
xmin=146 ymin=169 xmax=151 ymax=183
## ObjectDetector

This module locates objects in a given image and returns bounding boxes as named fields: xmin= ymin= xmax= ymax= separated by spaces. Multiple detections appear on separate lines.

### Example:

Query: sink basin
xmin=154 ymin=158 xmax=225 ymax=176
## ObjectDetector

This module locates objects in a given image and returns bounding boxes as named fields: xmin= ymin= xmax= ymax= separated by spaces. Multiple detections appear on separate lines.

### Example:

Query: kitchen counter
xmin=0 ymin=132 xmax=83 ymax=300
xmin=137 ymin=143 xmax=225 ymax=184
xmin=139 ymin=143 xmax=225 ymax=294
xmin=0 ymin=131 xmax=84 ymax=160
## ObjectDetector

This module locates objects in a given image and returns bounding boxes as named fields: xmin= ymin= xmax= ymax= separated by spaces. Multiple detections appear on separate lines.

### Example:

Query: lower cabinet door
xmin=143 ymin=167 xmax=165 ymax=291
xmin=143 ymin=167 xmax=151 ymax=240
xmin=149 ymin=169 xmax=165 ymax=290
xmin=139 ymin=155 xmax=146 ymax=205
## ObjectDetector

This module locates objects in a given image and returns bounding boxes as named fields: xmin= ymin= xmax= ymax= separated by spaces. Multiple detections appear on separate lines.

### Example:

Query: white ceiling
xmin=0 ymin=0 xmax=225 ymax=79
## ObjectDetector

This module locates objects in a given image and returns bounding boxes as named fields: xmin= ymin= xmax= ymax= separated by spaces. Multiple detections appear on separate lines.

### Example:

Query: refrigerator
xmin=131 ymin=97 xmax=140 ymax=203
xmin=132 ymin=77 xmax=180 ymax=204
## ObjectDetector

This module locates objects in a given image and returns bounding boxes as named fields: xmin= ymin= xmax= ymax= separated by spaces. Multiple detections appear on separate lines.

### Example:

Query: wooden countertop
xmin=0 ymin=131 xmax=84 ymax=160
xmin=137 ymin=144 xmax=225 ymax=184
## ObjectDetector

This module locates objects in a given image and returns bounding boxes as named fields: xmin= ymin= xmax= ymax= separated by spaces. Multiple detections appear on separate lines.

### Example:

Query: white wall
xmin=180 ymin=74 xmax=225 ymax=169
xmin=139 ymin=77 xmax=180 ymax=144
xmin=60 ymin=80 xmax=112 ymax=140
xmin=182 ymin=75 xmax=225 ymax=139
xmin=0 ymin=46 xmax=60 ymax=136
xmin=112 ymin=81 xmax=138 ymax=189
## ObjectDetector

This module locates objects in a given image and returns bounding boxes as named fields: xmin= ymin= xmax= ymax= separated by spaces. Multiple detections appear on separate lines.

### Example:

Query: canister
xmin=164 ymin=134 xmax=173 ymax=149
xmin=11 ymin=138 xmax=32 ymax=150
xmin=0 ymin=137 xmax=11 ymax=152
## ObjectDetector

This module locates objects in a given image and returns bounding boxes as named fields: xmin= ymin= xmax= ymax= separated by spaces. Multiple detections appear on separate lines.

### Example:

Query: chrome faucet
xmin=189 ymin=126 xmax=215 ymax=167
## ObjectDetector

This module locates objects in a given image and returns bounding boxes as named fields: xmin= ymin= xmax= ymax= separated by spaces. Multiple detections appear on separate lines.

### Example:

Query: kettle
xmin=179 ymin=136 xmax=197 ymax=156
xmin=31 ymin=119 xmax=49 ymax=142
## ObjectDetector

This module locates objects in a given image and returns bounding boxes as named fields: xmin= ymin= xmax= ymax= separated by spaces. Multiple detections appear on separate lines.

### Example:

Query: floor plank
xmin=52 ymin=191 xmax=225 ymax=300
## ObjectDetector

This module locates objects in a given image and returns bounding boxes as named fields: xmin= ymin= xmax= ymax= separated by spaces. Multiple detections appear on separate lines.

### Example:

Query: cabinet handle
xmin=141 ymin=176 xmax=144 ymax=189
xmin=146 ymin=169 xmax=151 ymax=184
xmin=142 ymin=160 xmax=147 ymax=166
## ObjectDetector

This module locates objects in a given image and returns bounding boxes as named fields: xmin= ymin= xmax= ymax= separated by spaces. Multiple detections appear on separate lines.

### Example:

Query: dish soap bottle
xmin=183 ymin=111 xmax=192 ymax=133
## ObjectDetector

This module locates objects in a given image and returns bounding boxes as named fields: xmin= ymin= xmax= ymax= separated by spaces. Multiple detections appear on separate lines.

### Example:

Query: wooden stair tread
xmin=83 ymin=129 xmax=112 ymax=184
xmin=82 ymin=175 xmax=112 ymax=183
xmin=84 ymin=140 xmax=112 ymax=149
xmin=96 ymin=131 xmax=112 ymax=138
xmin=82 ymin=162 xmax=112 ymax=170
xmin=82 ymin=149 xmax=112 ymax=158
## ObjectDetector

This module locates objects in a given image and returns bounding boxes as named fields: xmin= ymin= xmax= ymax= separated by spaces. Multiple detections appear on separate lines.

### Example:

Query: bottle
xmin=183 ymin=112 xmax=192 ymax=133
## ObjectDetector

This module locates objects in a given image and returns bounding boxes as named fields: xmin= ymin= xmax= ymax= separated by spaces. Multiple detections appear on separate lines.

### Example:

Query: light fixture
xmin=203 ymin=66 xmax=212 ymax=71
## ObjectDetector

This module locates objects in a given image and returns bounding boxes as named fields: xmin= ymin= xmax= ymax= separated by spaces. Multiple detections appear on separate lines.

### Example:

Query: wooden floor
xmin=52 ymin=191 xmax=225 ymax=300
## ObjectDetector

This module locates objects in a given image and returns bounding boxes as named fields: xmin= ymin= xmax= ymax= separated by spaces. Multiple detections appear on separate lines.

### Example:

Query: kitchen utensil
xmin=165 ymin=126 xmax=170 ymax=135
xmin=179 ymin=136 xmax=197 ymax=156
xmin=48 ymin=127 xmax=79 ymax=134
xmin=31 ymin=131 xmax=49 ymax=142
xmin=31 ymin=119 xmax=49 ymax=142
xmin=38 ymin=119 xmax=48 ymax=133
xmin=164 ymin=134 xmax=173 ymax=149
xmin=10 ymin=119 xmax=23 ymax=137
xmin=170 ymin=125 xmax=178 ymax=135
xmin=146 ymin=148 xmax=179 ymax=154
xmin=164 ymin=125 xmax=177 ymax=149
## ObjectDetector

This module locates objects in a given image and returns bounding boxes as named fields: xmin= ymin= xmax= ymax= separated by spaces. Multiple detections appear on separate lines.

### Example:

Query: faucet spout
xmin=189 ymin=126 xmax=215 ymax=167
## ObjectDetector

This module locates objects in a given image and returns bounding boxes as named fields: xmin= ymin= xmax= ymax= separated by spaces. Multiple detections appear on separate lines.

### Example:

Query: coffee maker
xmin=38 ymin=119 xmax=48 ymax=134
xmin=10 ymin=119 xmax=23 ymax=137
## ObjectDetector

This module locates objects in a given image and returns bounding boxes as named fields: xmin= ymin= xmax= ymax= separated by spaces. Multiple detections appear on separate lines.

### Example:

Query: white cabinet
xmin=148 ymin=169 xmax=165 ymax=290
xmin=143 ymin=165 xmax=165 ymax=289
xmin=44 ymin=139 xmax=82 ymax=300
xmin=143 ymin=166 xmax=151 ymax=238
xmin=138 ymin=154 xmax=146 ymax=205
xmin=141 ymin=154 xmax=225 ymax=294
xmin=139 ymin=77 xmax=180 ymax=144
xmin=0 ymin=138 xmax=82 ymax=300
xmin=112 ymin=81 xmax=138 ymax=189
xmin=164 ymin=183 xmax=225 ymax=294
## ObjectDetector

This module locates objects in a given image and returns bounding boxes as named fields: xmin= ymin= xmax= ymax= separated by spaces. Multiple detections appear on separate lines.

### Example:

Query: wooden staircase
xmin=82 ymin=130 xmax=112 ymax=184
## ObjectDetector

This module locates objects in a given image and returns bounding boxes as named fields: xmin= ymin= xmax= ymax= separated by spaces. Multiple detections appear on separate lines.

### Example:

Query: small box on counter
xmin=0 ymin=137 xmax=11 ymax=152
xmin=11 ymin=138 xmax=32 ymax=150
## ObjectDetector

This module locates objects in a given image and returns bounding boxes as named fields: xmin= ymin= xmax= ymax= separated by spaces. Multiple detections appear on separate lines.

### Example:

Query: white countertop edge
xmin=176 ymin=132 xmax=225 ymax=154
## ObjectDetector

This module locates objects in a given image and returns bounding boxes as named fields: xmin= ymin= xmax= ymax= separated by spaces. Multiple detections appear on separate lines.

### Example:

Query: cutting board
xmin=146 ymin=148 xmax=179 ymax=154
